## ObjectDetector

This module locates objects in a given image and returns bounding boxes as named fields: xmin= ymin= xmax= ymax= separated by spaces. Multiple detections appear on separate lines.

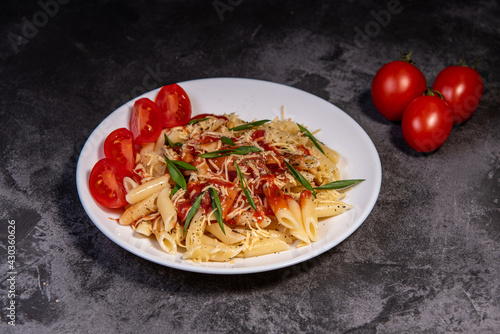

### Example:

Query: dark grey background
xmin=1 ymin=0 xmax=499 ymax=333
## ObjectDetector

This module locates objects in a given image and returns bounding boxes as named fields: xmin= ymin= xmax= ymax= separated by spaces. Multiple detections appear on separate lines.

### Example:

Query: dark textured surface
xmin=1 ymin=0 xmax=499 ymax=332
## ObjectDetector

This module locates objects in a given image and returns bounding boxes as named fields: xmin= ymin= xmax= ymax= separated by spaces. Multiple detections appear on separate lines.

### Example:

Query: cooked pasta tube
xmin=264 ymin=183 xmax=300 ymax=230
xmin=119 ymin=192 xmax=159 ymax=225
xmin=183 ymin=235 xmax=244 ymax=262
xmin=300 ymin=190 xmax=319 ymax=241
xmin=126 ymin=174 xmax=170 ymax=204
xmin=154 ymin=230 xmax=177 ymax=254
xmin=135 ymin=220 xmax=153 ymax=237
xmin=237 ymin=237 xmax=290 ymax=258
xmin=206 ymin=222 xmax=246 ymax=244
xmin=139 ymin=142 xmax=155 ymax=165
xmin=319 ymin=142 xmax=341 ymax=165
xmin=157 ymin=187 xmax=177 ymax=232
xmin=287 ymin=197 xmax=310 ymax=244
xmin=315 ymin=202 xmax=349 ymax=218
xmin=185 ymin=212 xmax=206 ymax=248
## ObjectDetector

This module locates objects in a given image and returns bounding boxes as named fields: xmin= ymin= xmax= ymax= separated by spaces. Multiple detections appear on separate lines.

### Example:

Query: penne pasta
xmin=126 ymin=174 xmax=170 ymax=204
xmin=155 ymin=230 xmax=177 ymax=254
xmin=315 ymin=202 xmax=349 ymax=218
xmin=94 ymin=107 xmax=360 ymax=262
xmin=287 ymin=197 xmax=310 ymax=244
xmin=300 ymin=190 xmax=319 ymax=241
xmin=119 ymin=192 xmax=159 ymax=225
xmin=206 ymin=222 xmax=246 ymax=244
xmin=135 ymin=220 xmax=153 ymax=237
xmin=264 ymin=183 xmax=300 ymax=230
xmin=237 ymin=237 xmax=290 ymax=258
xmin=157 ymin=187 xmax=177 ymax=232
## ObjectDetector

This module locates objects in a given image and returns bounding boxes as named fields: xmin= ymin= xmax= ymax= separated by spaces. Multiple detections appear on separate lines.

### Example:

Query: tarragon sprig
xmin=228 ymin=119 xmax=270 ymax=131
xmin=187 ymin=117 xmax=209 ymax=125
xmin=164 ymin=155 xmax=196 ymax=190
xmin=314 ymin=179 xmax=365 ymax=190
xmin=221 ymin=136 xmax=236 ymax=146
xmin=234 ymin=161 xmax=257 ymax=210
xmin=284 ymin=160 xmax=316 ymax=198
xmin=164 ymin=133 xmax=182 ymax=149
xmin=209 ymin=188 xmax=226 ymax=235
xmin=296 ymin=123 xmax=325 ymax=154
xmin=198 ymin=146 xmax=261 ymax=159
xmin=183 ymin=192 xmax=204 ymax=235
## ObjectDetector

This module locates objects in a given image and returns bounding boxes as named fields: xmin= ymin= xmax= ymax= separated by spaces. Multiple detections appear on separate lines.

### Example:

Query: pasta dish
xmin=118 ymin=112 xmax=358 ymax=262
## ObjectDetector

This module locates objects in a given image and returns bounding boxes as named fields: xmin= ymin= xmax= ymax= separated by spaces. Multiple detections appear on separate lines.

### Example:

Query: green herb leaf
xmin=233 ymin=146 xmax=261 ymax=154
xmin=164 ymin=133 xmax=182 ymax=149
xmin=313 ymin=179 xmax=365 ymax=190
xmin=284 ymin=160 xmax=316 ymax=198
xmin=209 ymin=187 xmax=226 ymax=235
xmin=164 ymin=155 xmax=187 ymax=190
xmin=183 ymin=192 xmax=204 ymax=235
xmin=187 ymin=117 xmax=209 ymax=125
xmin=198 ymin=146 xmax=260 ymax=159
xmin=170 ymin=184 xmax=180 ymax=197
xmin=234 ymin=161 xmax=257 ymax=210
xmin=172 ymin=160 xmax=197 ymax=171
xmin=221 ymin=136 xmax=236 ymax=146
xmin=296 ymin=123 xmax=325 ymax=154
xmin=228 ymin=119 xmax=270 ymax=131
xmin=198 ymin=149 xmax=233 ymax=159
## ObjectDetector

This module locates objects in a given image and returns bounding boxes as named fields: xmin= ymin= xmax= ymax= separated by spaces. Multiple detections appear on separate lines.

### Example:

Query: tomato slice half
xmin=89 ymin=158 xmax=128 ymax=208
xmin=129 ymin=98 xmax=163 ymax=145
xmin=104 ymin=128 xmax=136 ymax=176
xmin=155 ymin=84 xmax=192 ymax=128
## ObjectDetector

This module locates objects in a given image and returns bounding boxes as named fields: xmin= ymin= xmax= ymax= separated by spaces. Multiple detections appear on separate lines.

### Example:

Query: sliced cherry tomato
xmin=155 ymin=84 xmax=192 ymax=127
xmin=104 ymin=128 xmax=136 ymax=176
xmin=129 ymin=98 xmax=163 ymax=145
xmin=432 ymin=65 xmax=484 ymax=125
xmin=89 ymin=158 xmax=128 ymax=208
xmin=401 ymin=95 xmax=453 ymax=153
xmin=372 ymin=60 xmax=427 ymax=121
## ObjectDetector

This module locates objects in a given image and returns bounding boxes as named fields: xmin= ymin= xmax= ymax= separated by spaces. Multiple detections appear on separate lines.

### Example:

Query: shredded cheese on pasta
xmin=120 ymin=113 xmax=352 ymax=262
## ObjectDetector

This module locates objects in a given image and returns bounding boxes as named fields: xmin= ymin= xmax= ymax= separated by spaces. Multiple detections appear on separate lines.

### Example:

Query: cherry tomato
xmin=155 ymin=84 xmax=192 ymax=127
xmin=104 ymin=128 xmax=136 ymax=176
xmin=89 ymin=158 xmax=128 ymax=208
xmin=401 ymin=95 xmax=453 ymax=153
xmin=371 ymin=60 xmax=427 ymax=121
xmin=432 ymin=65 xmax=484 ymax=125
xmin=129 ymin=98 xmax=163 ymax=145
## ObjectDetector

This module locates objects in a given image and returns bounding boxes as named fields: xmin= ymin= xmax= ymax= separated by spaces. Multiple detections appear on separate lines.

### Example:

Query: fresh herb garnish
xmin=183 ymin=192 xmax=204 ymax=235
xmin=164 ymin=133 xmax=182 ymax=149
xmin=284 ymin=160 xmax=316 ymax=198
xmin=234 ymin=161 xmax=257 ymax=210
xmin=198 ymin=146 xmax=261 ymax=159
xmin=164 ymin=155 xmax=187 ymax=190
xmin=209 ymin=188 xmax=226 ymax=235
xmin=297 ymin=123 xmax=325 ymax=154
xmin=228 ymin=120 xmax=270 ymax=131
xmin=314 ymin=179 xmax=365 ymax=190
xmin=172 ymin=160 xmax=197 ymax=171
xmin=221 ymin=136 xmax=236 ymax=146
xmin=187 ymin=117 xmax=209 ymax=125
xmin=198 ymin=149 xmax=232 ymax=159
xmin=170 ymin=184 xmax=180 ymax=197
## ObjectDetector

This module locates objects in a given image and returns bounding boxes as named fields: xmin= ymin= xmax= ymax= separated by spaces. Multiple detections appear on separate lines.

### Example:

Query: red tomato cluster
xmin=89 ymin=83 xmax=193 ymax=208
xmin=371 ymin=55 xmax=484 ymax=153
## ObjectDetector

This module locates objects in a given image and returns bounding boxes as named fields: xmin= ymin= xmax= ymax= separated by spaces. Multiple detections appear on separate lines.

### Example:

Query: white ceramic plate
xmin=76 ymin=78 xmax=382 ymax=274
